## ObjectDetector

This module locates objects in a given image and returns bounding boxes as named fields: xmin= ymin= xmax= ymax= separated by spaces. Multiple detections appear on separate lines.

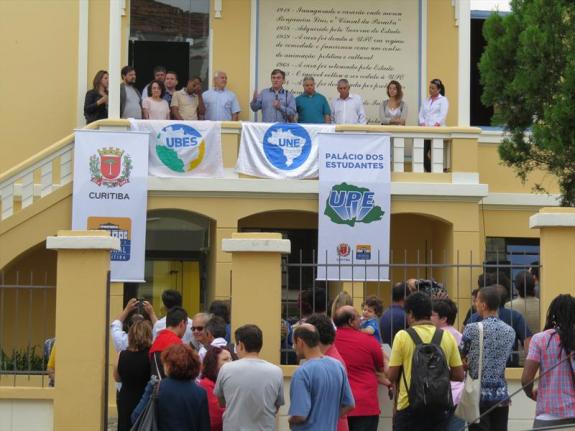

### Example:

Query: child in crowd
xmin=360 ymin=296 xmax=383 ymax=343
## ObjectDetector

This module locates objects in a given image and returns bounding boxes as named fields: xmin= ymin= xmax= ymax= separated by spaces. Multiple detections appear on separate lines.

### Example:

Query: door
xmin=136 ymin=260 xmax=201 ymax=318
xmin=129 ymin=41 xmax=190 ymax=93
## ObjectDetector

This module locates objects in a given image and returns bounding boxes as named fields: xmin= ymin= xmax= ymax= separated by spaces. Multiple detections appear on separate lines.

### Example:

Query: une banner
xmin=236 ymin=122 xmax=335 ymax=179
xmin=317 ymin=133 xmax=391 ymax=281
xmin=130 ymin=120 xmax=224 ymax=178
xmin=72 ymin=130 xmax=149 ymax=282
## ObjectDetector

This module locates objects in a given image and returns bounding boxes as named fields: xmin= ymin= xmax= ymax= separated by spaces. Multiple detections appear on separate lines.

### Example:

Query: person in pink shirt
xmin=522 ymin=294 xmax=575 ymax=429
xmin=334 ymin=305 xmax=391 ymax=431
xmin=432 ymin=299 xmax=465 ymax=431
xmin=306 ymin=313 xmax=352 ymax=431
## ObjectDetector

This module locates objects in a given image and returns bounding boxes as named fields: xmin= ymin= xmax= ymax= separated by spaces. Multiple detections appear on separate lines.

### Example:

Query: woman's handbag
xmin=129 ymin=380 xmax=159 ymax=431
xmin=455 ymin=322 xmax=484 ymax=424
xmin=130 ymin=355 xmax=162 ymax=431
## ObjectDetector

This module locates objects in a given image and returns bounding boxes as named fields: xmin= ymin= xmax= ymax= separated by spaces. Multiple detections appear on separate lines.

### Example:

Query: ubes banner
xmin=130 ymin=120 xmax=223 ymax=178
xmin=72 ymin=130 xmax=149 ymax=282
xmin=236 ymin=122 xmax=335 ymax=179
xmin=317 ymin=133 xmax=391 ymax=281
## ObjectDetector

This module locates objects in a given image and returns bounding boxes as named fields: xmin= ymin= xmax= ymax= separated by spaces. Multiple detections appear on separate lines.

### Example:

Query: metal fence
xmin=0 ymin=271 xmax=56 ymax=387
xmin=280 ymin=250 xmax=541 ymax=366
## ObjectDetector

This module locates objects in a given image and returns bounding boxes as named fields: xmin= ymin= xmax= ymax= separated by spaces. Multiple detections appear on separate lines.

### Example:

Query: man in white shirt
xmin=110 ymin=297 xmax=157 ymax=352
xmin=152 ymin=289 xmax=196 ymax=347
xmin=331 ymin=79 xmax=367 ymax=125
xmin=215 ymin=324 xmax=284 ymax=431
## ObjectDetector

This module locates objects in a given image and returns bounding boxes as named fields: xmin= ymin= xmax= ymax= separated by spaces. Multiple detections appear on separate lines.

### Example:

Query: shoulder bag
xmin=455 ymin=322 xmax=483 ymax=424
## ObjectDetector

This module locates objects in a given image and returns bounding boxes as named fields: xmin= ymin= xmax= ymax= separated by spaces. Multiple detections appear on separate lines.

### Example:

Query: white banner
xmin=317 ymin=133 xmax=391 ymax=281
xmin=72 ymin=130 xmax=149 ymax=282
xmin=130 ymin=120 xmax=224 ymax=178
xmin=236 ymin=122 xmax=335 ymax=179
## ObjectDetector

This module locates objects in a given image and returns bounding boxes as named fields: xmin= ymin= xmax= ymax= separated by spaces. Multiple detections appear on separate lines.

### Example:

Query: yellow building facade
xmin=0 ymin=1 xmax=567 ymax=430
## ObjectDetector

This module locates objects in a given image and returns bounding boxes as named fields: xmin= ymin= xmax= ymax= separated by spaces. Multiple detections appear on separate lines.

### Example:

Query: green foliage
xmin=479 ymin=0 xmax=575 ymax=205
xmin=0 ymin=346 xmax=45 ymax=372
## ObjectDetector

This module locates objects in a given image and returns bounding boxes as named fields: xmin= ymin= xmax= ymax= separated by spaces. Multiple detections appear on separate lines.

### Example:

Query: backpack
xmin=402 ymin=327 xmax=453 ymax=413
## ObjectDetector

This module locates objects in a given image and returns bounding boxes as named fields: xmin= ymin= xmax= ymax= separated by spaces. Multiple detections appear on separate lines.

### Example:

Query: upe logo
xmin=263 ymin=123 xmax=311 ymax=170
xmin=90 ymin=147 xmax=132 ymax=187
xmin=324 ymin=182 xmax=384 ymax=226
xmin=156 ymin=124 xmax=205 ymax=173
xmin=337 ymin=243 xmax=351 ymax=257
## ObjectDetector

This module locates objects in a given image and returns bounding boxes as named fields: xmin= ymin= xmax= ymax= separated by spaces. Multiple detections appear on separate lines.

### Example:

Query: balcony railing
xmin=0 ymin=120 xmax=481 ymax=222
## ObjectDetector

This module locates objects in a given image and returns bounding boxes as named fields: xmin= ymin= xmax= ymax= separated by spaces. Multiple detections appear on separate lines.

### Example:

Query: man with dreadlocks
xmin=522 ymin=294 xmax=575 ymax=429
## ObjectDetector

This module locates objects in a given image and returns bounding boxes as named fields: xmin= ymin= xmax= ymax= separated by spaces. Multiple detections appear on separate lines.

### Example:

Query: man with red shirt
xmin=149 ymin=306 xmax=187 ymax=378
xmin=334 ymin=305 xmax=389 ymax=431
xmin=306 ymin=313 xmax=352 ymax=431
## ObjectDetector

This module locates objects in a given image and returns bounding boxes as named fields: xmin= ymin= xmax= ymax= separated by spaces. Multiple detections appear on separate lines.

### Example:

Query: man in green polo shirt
xmin=296 ymin=76 xmax=331 ymax=124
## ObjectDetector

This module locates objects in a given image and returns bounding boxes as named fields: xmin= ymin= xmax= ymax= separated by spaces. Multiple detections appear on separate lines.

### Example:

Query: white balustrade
xmin=0 ymin=121 xmax=460 ymax=223
xmin=0 ymin=142 xmax=73 ymax=221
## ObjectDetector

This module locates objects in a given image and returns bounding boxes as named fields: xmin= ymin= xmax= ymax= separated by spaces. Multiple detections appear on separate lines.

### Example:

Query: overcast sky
xmin=470 ymin=0 xmax=511 ymax=11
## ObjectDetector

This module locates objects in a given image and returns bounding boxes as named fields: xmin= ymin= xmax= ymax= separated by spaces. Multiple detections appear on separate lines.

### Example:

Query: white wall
xmin=0 ymin=400 xmax=53 ymax=431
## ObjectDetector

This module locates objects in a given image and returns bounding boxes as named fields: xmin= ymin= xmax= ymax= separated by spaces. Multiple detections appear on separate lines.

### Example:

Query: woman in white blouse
xmin=419 ymin=79 xmax=448 ymax=171
xmin=142 ymin=80 xmax=170 ymax=120
xmin=379 ymin=80 xmax=408 ymax=125
xmin=418 ymin=79 xmax=449 ymax=126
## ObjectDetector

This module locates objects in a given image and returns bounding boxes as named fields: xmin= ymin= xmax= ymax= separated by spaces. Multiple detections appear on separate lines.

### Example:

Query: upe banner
xmin=130 ymin=120 xmax=223 ymax=178
xmin=317 ymin=133 xmax=391 ymax=281
xmin=236 ymin=122 xmax=335 ymax=179
xmin=72 ymin=130 xmax=149 ymax=282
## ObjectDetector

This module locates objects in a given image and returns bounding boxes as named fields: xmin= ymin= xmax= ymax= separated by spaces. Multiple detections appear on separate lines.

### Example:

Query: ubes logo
xmin=90 ymin=147 xmax=132 ymax=187
xmin=156 ymin=124 xmax=205 ymax=173
xmin=263 ymin=123 xmax=312 ymax=170
xmin=325 ymin=182 xmax=384 ymax=226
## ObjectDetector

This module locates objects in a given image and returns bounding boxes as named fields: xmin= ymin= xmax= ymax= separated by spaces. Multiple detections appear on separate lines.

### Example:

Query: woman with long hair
xmin=199 ymin=346 xmax=237 ymax=431
xmin=131 ymin=344 xmax=210 ymax=430
xmin=379 ymin=80 xmax=408 ymax=125
xmin=84 ymin=70 xmax=108 ymax=124
xmin=113 ymin=320 xmax=152 ymax=431
xmin=522 ymin=294 xmax=575 ymax=429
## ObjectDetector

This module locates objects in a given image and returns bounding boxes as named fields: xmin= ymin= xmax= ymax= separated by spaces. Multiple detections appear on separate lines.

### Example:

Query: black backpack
xmin=401 ymin=327 xmax=453 ymax=413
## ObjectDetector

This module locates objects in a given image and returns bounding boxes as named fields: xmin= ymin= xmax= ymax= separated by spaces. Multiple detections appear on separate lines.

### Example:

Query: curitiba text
xmin=88 ymin=192 xmax=130 ymax=200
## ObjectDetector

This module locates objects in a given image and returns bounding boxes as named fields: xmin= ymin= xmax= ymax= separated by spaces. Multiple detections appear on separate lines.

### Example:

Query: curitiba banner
xmin=72 ymin=130 xmax=149 ymax=282
xmin=317 ymin=133 xmax=391 ymax=281
xmin=130 ymin=120 xmax=224 ymax=178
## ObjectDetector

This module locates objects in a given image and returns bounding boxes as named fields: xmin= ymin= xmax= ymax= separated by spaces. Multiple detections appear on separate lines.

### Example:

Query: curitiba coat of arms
xmin=90 ymin=147 xmax=132 ymax=187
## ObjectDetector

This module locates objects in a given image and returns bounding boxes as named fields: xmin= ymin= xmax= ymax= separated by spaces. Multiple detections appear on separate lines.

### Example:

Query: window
xmin=129 ymin=0 xmax=210 ymax=93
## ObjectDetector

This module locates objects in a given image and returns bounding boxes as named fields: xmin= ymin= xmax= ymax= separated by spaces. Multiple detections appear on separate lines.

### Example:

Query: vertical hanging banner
xmin=236 ymin=122 xmax=335 ymax=179
xmin=72 ymin=130 xmax=149 ymax=282
xmin=129 ymin=120 xmax=223 ymax=178
xmin=317 ymin=133 xmax=391 ymax=281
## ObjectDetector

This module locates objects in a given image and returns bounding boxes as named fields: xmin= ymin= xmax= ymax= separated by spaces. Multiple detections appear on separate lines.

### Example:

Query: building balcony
xmin=0 ymin=120 xmax=488 ymax=223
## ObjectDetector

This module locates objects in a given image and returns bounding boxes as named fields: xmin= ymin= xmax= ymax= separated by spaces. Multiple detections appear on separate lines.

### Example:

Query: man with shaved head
xmin=203 ymin=70 xmax=241 ymax=121
xmin=289 ymin=324 xmax=354 ymax=431
xmin=334 ymin=305 xmax=389 ymax=431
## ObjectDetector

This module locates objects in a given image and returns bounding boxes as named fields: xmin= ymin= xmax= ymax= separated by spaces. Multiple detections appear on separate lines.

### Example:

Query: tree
xmin=479 ymin=0 xmax=575 ymax=206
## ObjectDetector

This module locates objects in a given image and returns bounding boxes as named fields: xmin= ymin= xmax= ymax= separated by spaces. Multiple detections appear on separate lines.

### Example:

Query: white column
xmin=412 ymin=138 xmax=425 ymax=173
xmin=108 ymin=0 xmax=122 ymax=119
xmin=393 ymin=137 xmax=405 ymax=172
xmin=76 ymin=0 xmax=89 ymax=127
xmin=457 ymin=0 xmax=471 ymax=126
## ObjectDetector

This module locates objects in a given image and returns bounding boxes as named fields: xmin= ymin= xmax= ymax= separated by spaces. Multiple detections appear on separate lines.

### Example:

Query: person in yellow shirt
xmin=47 ymin=343 xmax=56 ymax=387
xmin=388 ymin=292 xmax=464 ymax=431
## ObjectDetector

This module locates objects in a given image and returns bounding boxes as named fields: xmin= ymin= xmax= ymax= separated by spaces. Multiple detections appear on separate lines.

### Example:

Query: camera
xmin=136 ymin=298 xmax=146 ymax=315
xmin=413 ymin=279 xmax=446 ymax=297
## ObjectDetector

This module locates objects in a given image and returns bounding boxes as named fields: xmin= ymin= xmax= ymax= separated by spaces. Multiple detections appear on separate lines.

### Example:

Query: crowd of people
xmin=104 ymin=270 xmax=574 ymax=431
xmin=84 ymin=66 xmax=449 ymax=128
